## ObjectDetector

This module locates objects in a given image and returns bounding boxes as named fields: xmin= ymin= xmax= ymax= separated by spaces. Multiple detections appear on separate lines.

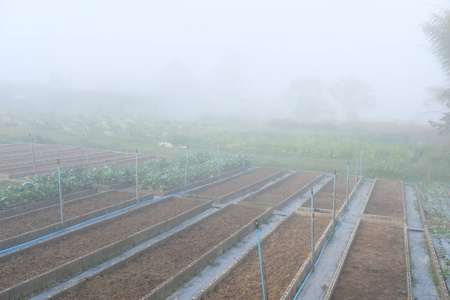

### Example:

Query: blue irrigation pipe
xmin=255 ymin=220 xmax=267 ymax=300
xmin=136 ymin=149 xmax=139 ymax=205
xmin=57 ymin=160 xmax=64 ymax=231
xmin=0 ymin=166 xmax=253 ymax=255
xmin=311 ymin=188 xmax=314 ymax=272
xmin=127 ymin=129 xmax=130 ymax=159
xmin=34 ymin=119 xmax=37 ymax=146
xmin=293 ymin=166 xmax=363 ymax=300
xmin=184 ymin=146 xmax=189 ymax=191
xmin=29 ymin=133 xmax=36 ymax=175
xmin=242 ymin=135 xmax=245 ymax=168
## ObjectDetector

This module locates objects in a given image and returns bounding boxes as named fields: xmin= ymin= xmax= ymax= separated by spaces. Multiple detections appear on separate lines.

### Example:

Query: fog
xmin=0 ymin=0 xmax=448 ymax=123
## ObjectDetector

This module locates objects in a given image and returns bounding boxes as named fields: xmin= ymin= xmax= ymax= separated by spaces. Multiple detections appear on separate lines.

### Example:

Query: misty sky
xmin=0 ymin=0 xmax=448 ymax=123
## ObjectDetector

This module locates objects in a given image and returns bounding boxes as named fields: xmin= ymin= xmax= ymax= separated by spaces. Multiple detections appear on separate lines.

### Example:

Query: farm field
xmin=0 ymin=196 xmax=209 ymax=298
xmin=56 ymin=204 xmax=268 ymax=299
xmin=202 ymin=213 xmax=331 ymax=299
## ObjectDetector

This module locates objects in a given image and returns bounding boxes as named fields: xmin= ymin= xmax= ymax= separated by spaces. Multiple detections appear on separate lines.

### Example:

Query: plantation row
xmin=0 ymin=151 xmax=246 ymax=210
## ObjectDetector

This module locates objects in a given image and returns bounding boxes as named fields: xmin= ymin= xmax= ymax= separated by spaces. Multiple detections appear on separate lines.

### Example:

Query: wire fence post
xmin=85 ymin=128 xmax=89 ymax=166
xmin=311 ymin=188 xmax=314 ymax=272
xmin=34 ymin=119 xmax=37 ymax=146
xmin=332 ymin=170 xmax=336 ymax=233
xmin=354 ymin=157 xmax=359 ymax=201
xmin=255 ymin=219 xmax=267 ymax=300
xmin=359 ymin=150 xmax=362 ymax=178
xmin=242 ymin=134 xmax=245 ymax=169
xmin=217 ymin=142 xmax=220 ymax=180
xmin=29 ymin=133 xmax=36 ymax=176
xmin=57 ymin=159 xmax=64 ymax=231
xmin=184 ymin=145 xmax=189 ymax=191
xmin=346 ymin=160 xmax=349 ymax=211
xmin=136 ymin=149 xmax=139 ymax=205
xmin=127 ymin=129 xmax=130 ymax=159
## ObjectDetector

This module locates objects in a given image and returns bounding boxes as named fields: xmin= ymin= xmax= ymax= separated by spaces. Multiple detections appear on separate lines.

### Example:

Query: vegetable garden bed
xmin=198 ymin=212 xmax=332 ymax=300
xmin=363 ymin=178 xmax=405 ymax=222
xmin=240 ymin=171 xmax=323 ymax=209
xmin=299 ymin=174 xmax=362 ymax=219
xmin=0 ymin=190 xmax=153 ymax=250
xmin=0 ymin=196 xmax=210 ymax=300
xmin=325 ymin=219 xmax=411 ymax=299
xmin=53 ymin=204 xmax=271 ymax=300
xmin=184 ymin=167 xmax=286 ymax=203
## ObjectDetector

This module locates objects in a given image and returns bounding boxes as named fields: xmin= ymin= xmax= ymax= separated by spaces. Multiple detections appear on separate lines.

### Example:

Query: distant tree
xmin=423 ymin=10 xmax=450 ymax=133
xmin=330 ymin=78 xmax=373 ymax=121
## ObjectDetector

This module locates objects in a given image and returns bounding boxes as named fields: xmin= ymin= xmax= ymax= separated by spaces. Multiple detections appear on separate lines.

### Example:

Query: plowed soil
xmin=204 ymin=214 xmax=331 ymax=299
xmin=0 ymin=190 xmax=139 ymax=240
xmin=192 ymin=167 xmax=283 ymax=198
xmin=59 ymin=204 xmax=267 ymax=300
xmin=331 ymin=221 xmax=407 ymax=299
xmin=302 ymin=175 xmax=358 ymax=210
xmin=242 ymin=171 xmax=321 ymax=205
xmin=364 ymin=179 xmax=404 ymax=218
xmin=0 ymin=197 xmax=206 ymax=291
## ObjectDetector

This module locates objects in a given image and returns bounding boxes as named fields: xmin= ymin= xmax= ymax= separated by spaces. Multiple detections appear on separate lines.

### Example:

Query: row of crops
xmin=0 ymin=152 xmax=247 ymax=210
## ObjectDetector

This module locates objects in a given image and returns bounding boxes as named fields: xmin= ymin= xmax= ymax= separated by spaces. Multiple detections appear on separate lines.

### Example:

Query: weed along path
xmin=404 ymin=184 xmax=439 ymax=299
xmin=0 ymin=190 xmax=139 ymax=242
xmin=201 ymin=213 xmax=331 ymax=299
xmin=56 ymin=204 xmax=268 ymax=300
xmin=0 ymin=197 xmax=208 ymax=298
xmin=329 ymin=220 xmax=408 ymax=300
xmin=296 ymin=180 xmax=372 ymax=300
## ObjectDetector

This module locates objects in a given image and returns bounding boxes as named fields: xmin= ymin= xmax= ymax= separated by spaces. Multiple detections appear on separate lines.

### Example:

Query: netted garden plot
xmin=0 ymin=197 xmax=210 ymax=299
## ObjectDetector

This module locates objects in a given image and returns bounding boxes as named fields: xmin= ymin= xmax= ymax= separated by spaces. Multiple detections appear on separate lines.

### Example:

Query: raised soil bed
xmin=185 ymin=167 xmax=286 ymax=203
xmin=241 ymin=171 xmax=323 ymax=209
xmin=363 ymin=179 xmax=405 ymax=220
xmin=301 ymin=174 xmax=358 ymax=211
xmin=56 ymin=204 xmax=270 ymax=300
xmin=0 ymin=197 xmax=209 ymax=299
xmin=327 ymin=220 xmax=409 ymax=299
xmin=201 ymin=213 xmax=331 ymax=299
xmin=0 ymin=190 xmax=138 ymax=240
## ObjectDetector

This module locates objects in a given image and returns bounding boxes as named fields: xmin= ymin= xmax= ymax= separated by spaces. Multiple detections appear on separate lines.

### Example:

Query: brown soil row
xmin=204 ymin=214 xmax=331 ymax=299
xmin=302 ymin=175 xmax=357 ymax=210
xmin=0 ymin=197 xmax=206 ymax=291
xmin=243 ymin=171 xmax=321 ymax=205
xmin=193 ymin=167 xmax=283 ymax=198
xmin=58 ymin=204 xmax=267 ymax=300
xmin=0 ymin=153 xmax=129 ymax=175
xmin=331 ymin=221 xmax=407 ymax=299
xmin=364 ymin=179 xmax=404 ymax=218
xmin=0 ymin=145 xmax=72 ymax=158
xmin=0 ymin=190 xmax=138 ymax=240
xmin=0 ymin=149 xmax=107 ymax=167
